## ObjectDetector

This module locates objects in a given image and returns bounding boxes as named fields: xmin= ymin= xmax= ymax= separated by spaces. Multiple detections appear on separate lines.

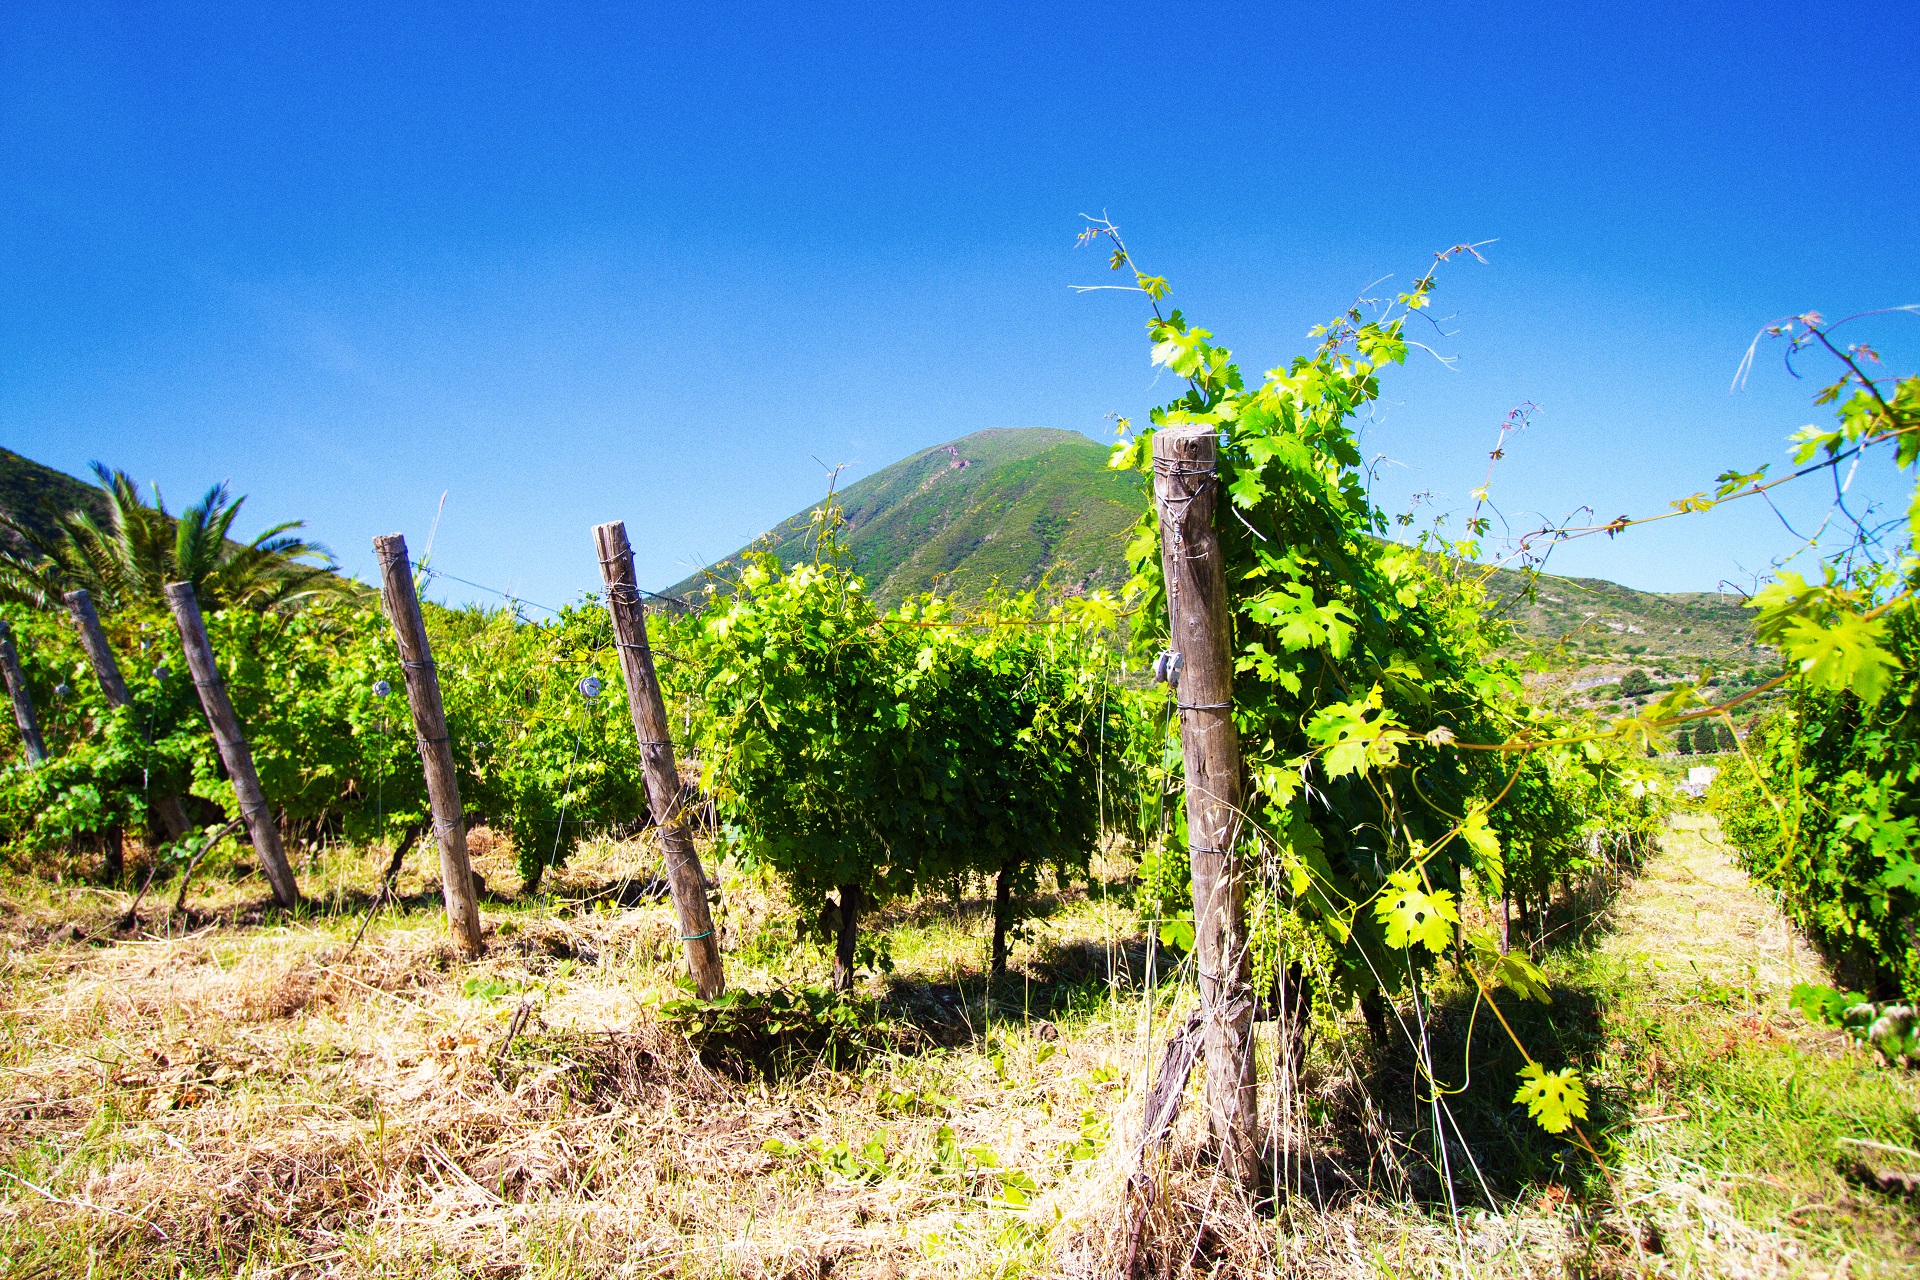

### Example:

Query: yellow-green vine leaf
xmin=1461 ymin=805 xmax=1503 ymax=894
xmin=1375 ymin=869 xmax=1457 ymax=954
xmin=1513 ymin=1063 xmax=1588 ymax=1134
xmin=1496 ymin=952 xmax=1553 ymax=1003
xmin=1782 ymin=611 xmax=1898 ymax=702
xmin=1463 ymin=928 xmax=1553 ymax=1002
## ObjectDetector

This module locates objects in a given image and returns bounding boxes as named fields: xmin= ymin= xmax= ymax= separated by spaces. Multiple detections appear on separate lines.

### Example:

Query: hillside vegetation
xmin=1 ymin=438 xmax=1762 ymax=672
xmin=669 ymin=429 xmax=1763 ymax=671
xmin=0 ymin=448 xmax=109 ymax=551
xmin=1484 ymin=566 xmax=1762 ymax=665
xmin=669 ymin=428 xmax=1149 ymax=605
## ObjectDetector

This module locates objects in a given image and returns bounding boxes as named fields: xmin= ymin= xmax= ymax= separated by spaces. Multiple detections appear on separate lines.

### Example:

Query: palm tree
xmin=0 ymin=464 xmax=347 ymax=613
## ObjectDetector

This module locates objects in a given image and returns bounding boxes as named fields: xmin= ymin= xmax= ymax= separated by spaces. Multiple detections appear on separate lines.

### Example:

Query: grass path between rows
xmin=1604 ymin=811 xmax=1817 ymax=1001
xmin=1562 ymin=811 xmax=1920 ymax=1278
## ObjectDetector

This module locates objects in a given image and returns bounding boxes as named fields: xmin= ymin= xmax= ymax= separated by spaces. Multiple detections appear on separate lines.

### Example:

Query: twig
xmin=492 ymin=1000 xmax=534 ymax=1074
xmin=1122 ymin=1174 xmax=1156 ymax=1280
xmin=1838 ymin=1136 xmax=1920 ymax=1161
xmin=380 ymin=820 xmax=427 ymax=890
xmin=117 ymin=850 xmax=166 ymax=932
xmin=171 ymin=818 xmax=245 ymax=916
xmin=0 ymin=1166 xmax=168 ymax=1238
xmin=341 ymin=821 xmax=428 ymax=963
xmin=340 ymin=884 xmax=389 ymax=962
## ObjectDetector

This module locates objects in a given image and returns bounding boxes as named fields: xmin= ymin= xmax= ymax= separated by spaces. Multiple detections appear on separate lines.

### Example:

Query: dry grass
xmin=0 ymin=815 xmax=1914 ymax=1278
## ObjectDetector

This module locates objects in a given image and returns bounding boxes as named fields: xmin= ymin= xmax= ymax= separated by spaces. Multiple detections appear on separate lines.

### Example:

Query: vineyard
xmin=0 ymin=244 xmax=1917 ymax=1278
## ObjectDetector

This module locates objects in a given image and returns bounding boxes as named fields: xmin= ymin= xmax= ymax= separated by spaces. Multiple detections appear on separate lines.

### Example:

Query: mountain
xmin=0 ymin=448 xmax=107 ymax=548
xmin=673 ymin=426 xmax=1766 ymax=672
xmin=667 ymin=427 xmax=1147 ymax=605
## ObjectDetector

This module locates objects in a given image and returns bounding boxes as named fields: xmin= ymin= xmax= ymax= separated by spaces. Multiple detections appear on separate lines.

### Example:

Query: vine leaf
xmin=1374 ymin=870 xmax=1457 ymax=954
xmin=1495 ymin=952 xmax=1553 ymax=1003
xmin=1465 ymin=928 xmax=1553 ymax=1002
xmin=1877 ymin=857 xmax=1920 ymax=894
xmin=1781 ymin=612 xmax=1898 ymax=702
xmin=1461 ymin=805 xmax=1504 ymax=893
xmin=1307 ymin=688 xmax=1409 ymax=779
xmin=1513 ymin=1063 xmax=1588 ymax=1134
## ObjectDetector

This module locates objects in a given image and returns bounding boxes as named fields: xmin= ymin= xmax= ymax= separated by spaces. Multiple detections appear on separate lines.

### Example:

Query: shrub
xmin=1711 ymin=656 xmax=1920 ymax=1001
xmin=687 ymin=528 xmax=1131 ymax=987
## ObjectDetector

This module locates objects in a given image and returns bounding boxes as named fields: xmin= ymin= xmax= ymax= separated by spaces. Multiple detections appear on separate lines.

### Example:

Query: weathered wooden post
xmin=1152 ymin=425 xmax=1256 ymax=1187
xmin=372 ymin=534 xmax=484 ymax=958
xmin=593 ymin=520 xmax=725 ymax=998
xmin=65 ymin=589 xmax=132 ymax=707
xmin=163 ymin=582 xmax=302 ymax=909
xmin=0 ymin=620 xmax=47 ymax=766
xmin=63 ymin=588 xmax=192 ymax=843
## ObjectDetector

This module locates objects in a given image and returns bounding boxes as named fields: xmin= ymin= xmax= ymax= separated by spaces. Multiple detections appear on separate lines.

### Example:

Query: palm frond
xmin=8 ymin=462 xmax=345 ymax=616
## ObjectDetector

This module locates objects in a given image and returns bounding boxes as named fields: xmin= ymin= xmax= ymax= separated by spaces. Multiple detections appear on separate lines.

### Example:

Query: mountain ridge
xmin=0 ymin=448 xmax=110 ymax=551
xmin=670 ymin=427 xmax=1763 ymax=666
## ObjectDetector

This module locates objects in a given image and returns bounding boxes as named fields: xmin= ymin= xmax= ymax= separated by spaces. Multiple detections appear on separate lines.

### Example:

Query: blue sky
xmin=4 ymin=2 xmax=1916 ymax=609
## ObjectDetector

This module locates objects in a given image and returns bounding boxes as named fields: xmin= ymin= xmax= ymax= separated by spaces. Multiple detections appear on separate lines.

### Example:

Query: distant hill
xmin=674 ymin=427 xmax=1766 ymax=671
xmin=668 ymin=427 xmax=1147 ymax=605
xmin=1481 ymin=565 xmax=1763 ymax=667
xmin=0 ymin=448 xmax=106 ymax=548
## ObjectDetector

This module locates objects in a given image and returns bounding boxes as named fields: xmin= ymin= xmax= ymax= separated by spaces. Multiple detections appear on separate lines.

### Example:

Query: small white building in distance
xmin=1679 ymin=765 xmax=1719 ymax=798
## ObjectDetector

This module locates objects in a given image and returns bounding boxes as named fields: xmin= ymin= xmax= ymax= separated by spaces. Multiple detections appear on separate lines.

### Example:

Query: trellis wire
xmin=407 ymin=558 xmax=690 ymax=615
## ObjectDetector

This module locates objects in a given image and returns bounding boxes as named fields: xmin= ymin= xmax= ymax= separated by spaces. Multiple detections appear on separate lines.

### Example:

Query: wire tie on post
xmin=678 ymin=930 xmax=713 ymax=941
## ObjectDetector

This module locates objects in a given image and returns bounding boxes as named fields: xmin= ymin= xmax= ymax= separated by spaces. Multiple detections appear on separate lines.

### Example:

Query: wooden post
xmin=163 ymin=582 xmax=302 ymax=909
xmin=372 ymin=534 xmax=484 ymax=958
xmin=63 ymin=588 xmax=192 ymax=842
xmin=0 ymin=620 xmax=47 ymax=766
xmin=1152 ymin=425 xmax=1256 ymax=1187
xmin=64 ymin=589 xmax=131 ymax=706
xmin=593 ymin=520 xmax=725 ymax=998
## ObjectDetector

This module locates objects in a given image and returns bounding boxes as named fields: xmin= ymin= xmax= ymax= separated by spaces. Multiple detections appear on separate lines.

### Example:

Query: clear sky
xmin=4 ymin=2 xmax=1916 ymax=611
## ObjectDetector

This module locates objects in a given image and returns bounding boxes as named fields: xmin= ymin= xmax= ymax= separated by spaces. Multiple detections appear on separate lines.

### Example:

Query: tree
xmin=1676 ymin=726 xmax=1694 ymax=754
xmin=0 ymin=465 xmax=345 ymax=614
xmin=1620 ymin=668 xmax=1654 ymax=697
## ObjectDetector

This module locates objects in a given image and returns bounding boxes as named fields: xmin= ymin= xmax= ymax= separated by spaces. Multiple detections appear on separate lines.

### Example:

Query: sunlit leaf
xmin=1374 ymin=869 xmax=1457 ymax=954
xmin=1513 ymin=1062 xmax=1587 ymax=1134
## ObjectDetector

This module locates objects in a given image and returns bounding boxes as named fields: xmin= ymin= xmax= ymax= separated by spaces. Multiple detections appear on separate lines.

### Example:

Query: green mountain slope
xmin=0 ymin=449 xmax=107 ymax=549
xmin=669 ymin=428 xmax=1148 ymax=605
xmin=674 ymin=427 xmax=1765 ymax=669
xmin=1482 ymin=566 xmax=1763 ymax=666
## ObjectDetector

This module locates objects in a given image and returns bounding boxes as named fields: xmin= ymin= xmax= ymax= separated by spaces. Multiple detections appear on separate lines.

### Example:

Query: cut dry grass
xmin=0 ymin=814 xmax=1913 ymax=1278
